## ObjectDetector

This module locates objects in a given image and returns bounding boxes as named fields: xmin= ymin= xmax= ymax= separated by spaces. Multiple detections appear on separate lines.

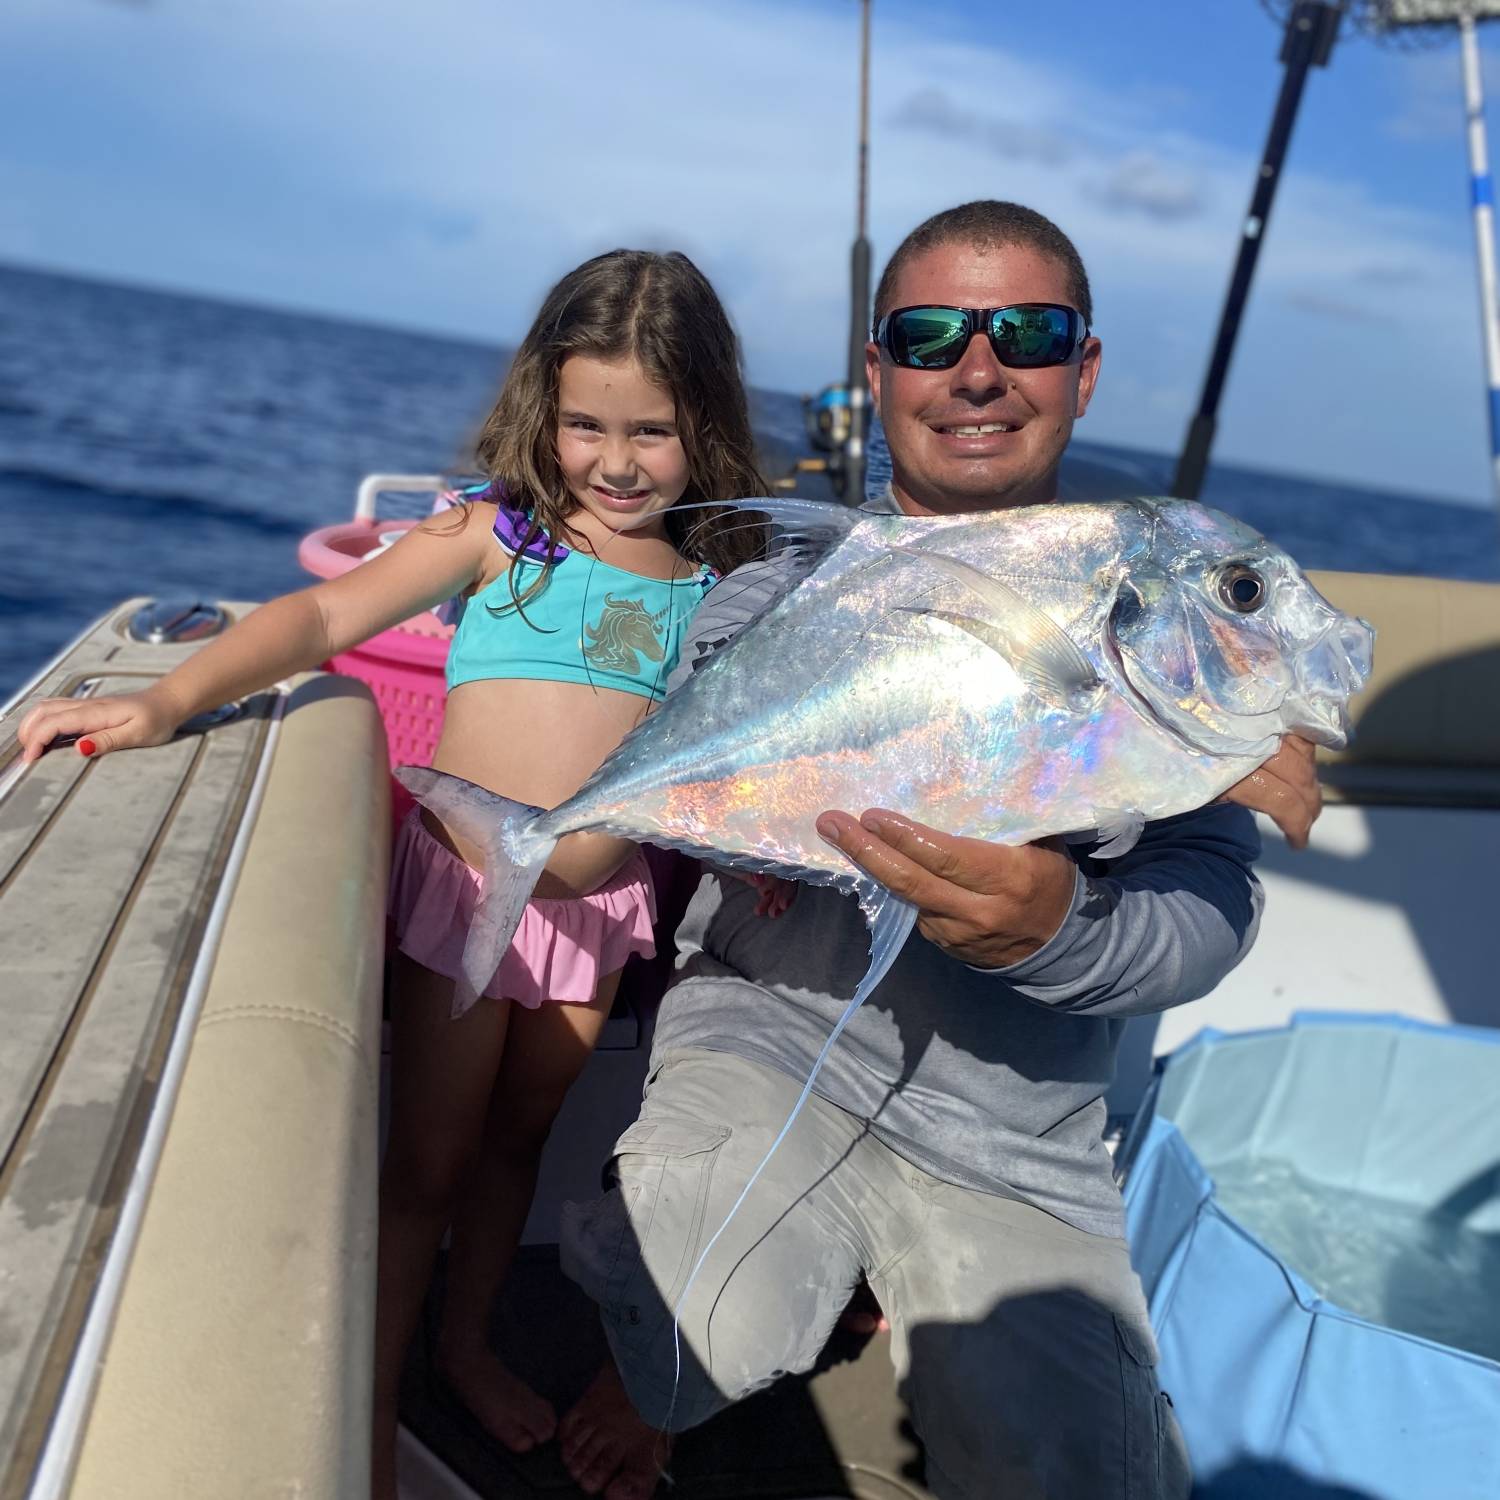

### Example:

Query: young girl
xmin=17 ymin=249 xmax=771 ymax=1500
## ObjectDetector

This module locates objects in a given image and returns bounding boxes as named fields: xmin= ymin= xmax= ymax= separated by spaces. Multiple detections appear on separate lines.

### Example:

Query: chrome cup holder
xmin=126 ymin=600 xmax=230 ymax=645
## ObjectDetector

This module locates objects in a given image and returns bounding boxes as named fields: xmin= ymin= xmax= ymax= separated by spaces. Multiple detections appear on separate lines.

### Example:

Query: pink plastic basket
xmin=296 ymin=517 xmax=453 ymax=769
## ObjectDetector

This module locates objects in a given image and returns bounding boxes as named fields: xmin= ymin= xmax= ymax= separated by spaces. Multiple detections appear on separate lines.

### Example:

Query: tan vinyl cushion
xmin=1307 ymin=571 xmax=1500 ymax=804
xmin=69 ymin=673 xmax=389 ymax=1500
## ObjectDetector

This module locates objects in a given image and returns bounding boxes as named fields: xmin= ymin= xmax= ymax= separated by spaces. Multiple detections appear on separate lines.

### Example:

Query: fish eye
xmin=1110 ymin=582 xmax=1146 ymax=632
xmin=1217 ymin=564 xmax=1266 ymax=614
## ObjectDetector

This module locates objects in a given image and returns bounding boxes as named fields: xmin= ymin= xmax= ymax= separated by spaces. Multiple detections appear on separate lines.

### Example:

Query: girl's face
xmin=555 ymin=354 xmax=691 ymax=545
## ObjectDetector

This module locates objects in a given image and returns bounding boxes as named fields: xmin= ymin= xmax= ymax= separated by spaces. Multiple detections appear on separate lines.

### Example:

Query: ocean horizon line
xmin=3 ymin=258 xmax=1492 ymax=517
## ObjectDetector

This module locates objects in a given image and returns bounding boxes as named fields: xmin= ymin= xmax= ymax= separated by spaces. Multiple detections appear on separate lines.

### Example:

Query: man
xmin=555 ymin=200 xmax=1322 ymax=1500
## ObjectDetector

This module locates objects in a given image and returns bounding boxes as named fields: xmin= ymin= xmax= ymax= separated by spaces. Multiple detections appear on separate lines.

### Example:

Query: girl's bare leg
xmin=435 ymin=970 xmax=622 ymax=1454
xmin=371 ymin=954 xmax=511 ymax=1500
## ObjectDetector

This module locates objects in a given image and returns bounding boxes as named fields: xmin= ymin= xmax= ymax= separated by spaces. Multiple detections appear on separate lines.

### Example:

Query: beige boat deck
xmin=0 ymin=601 xmax=389 ymax=1499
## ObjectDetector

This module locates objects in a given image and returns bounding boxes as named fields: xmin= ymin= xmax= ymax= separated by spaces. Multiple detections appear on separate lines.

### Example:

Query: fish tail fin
xmin=394 ymin=767 xmax=556 ymax=1016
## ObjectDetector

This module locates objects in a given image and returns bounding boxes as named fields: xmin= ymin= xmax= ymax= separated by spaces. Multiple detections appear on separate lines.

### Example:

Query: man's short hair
xmin=873 ymin=201 xmax=1093 ymax=329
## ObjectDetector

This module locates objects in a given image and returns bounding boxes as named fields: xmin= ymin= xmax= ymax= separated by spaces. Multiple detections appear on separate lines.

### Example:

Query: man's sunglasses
xmin=872 ymin=304 xmax=1089 ymax=371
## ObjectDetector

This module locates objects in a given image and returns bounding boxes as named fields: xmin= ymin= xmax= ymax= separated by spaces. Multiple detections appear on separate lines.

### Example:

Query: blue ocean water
xmin=3 ymin=262 xmax=1497 ymax=701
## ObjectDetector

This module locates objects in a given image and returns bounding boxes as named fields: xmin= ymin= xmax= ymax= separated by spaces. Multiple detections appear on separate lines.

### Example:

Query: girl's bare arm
xmin=16 ymin=506 xmax=497 ymax=762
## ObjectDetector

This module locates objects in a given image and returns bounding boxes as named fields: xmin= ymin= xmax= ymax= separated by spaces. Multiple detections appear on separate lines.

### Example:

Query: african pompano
xmin=401 ymin=494 xmax=1374 ymax=1014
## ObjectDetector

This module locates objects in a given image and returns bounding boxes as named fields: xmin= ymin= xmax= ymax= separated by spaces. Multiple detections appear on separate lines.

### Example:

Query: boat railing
xmin=353 ymin=472 xmax=447 ymax=523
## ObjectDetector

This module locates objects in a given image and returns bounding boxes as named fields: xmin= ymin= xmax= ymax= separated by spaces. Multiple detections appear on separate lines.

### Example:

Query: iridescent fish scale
xmin=518 ymin=497 xmax=1371 ymax=894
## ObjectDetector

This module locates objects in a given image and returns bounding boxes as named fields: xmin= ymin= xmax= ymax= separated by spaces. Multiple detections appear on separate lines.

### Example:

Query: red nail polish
xmin=78 ymin=738 xmax=96 ymax=757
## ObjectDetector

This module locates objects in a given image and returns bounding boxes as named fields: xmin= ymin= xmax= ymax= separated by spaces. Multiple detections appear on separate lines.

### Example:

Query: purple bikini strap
xmin=483 ymin=485 xmax=570 ymax=564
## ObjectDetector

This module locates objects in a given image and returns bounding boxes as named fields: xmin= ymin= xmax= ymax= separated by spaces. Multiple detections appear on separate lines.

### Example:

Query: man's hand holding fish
xmin=1218 ymin=732 xmax=1323 ymax=849
xmin=814 ymin=809 xmax=1078 ymax=970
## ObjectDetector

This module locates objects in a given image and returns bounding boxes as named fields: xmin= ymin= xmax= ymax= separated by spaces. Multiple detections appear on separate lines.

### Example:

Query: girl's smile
xmin=555 ymin=354 xmax=691 ymax=547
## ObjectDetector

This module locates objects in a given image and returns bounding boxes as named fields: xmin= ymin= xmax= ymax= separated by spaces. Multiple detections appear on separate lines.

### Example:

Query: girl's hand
xmin=16 ymin=685 xmax=184 ymax=765
xmin=741 ymin=872 xmax=797 ymax=919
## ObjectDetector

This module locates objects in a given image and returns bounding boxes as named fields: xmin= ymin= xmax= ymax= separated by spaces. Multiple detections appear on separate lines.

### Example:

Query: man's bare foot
xmin=437 ymin=1345 xmax=556 ymax=1453
xmin=558 ymin=1363 xmax=668 ymax=1500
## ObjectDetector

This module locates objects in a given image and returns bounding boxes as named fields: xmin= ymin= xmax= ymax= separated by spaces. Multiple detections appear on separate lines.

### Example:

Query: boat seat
xmin=0 ymin=599 xmax=388 ymax=1498
xmin=1308 ymin=571 xmax=1500 ymax=806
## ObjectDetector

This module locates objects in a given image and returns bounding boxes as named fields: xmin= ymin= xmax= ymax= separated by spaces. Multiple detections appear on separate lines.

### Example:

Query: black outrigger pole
xmin=844 ymin=0 xmax=873 ymax=505
xmin=1171 ymin=1 xmax=1345 ymax=500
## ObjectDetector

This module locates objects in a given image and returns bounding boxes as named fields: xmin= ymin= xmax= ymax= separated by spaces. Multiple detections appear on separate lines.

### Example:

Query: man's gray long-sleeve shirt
xmin=652 ymin=541 xmax=1264 ymax=1239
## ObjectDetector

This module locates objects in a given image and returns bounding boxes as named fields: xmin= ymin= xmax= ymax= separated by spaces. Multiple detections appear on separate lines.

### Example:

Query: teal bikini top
xmin=444 ymin=503 xmax=716 ymax=702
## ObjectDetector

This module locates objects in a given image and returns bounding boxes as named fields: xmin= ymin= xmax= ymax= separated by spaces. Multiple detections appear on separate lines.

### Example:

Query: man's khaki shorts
xmin=561 ymin=1047 xmax=1190 ymax=1500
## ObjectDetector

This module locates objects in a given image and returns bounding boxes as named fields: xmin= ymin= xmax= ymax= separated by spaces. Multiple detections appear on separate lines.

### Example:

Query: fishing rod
xmin=845 ymin=0 xmax=873 ymax=507
xmin=1171 ymin=2 xmax=1346 ymax=501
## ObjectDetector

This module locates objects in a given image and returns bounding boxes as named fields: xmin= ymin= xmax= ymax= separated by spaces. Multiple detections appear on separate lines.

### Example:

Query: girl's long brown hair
xmin=474 ymin=249 xmax=768 ymax=610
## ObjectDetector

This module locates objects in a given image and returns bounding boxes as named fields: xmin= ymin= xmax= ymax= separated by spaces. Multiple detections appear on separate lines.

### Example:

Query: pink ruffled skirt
xmin=388 ymin=808 xmax=656 ymax=1008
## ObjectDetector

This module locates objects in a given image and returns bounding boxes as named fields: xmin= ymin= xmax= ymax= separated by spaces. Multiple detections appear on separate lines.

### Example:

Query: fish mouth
xmin=1288 ymin=614 xmax=1375 ymax=749
xmin=1294 ymin=693 xmax=1352 ymax=749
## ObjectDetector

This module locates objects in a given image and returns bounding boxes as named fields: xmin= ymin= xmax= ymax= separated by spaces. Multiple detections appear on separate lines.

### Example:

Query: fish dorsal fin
xmin=651 ymin=495 xmax=864 ymax=660
xmin=726 ymin=495 xmax=864 ymax=535
xmin=894 ymin=547 xmax=1100 ymax=710
xmin=671 ymin=495 xmax=862 ymax=559
xmin=666 ymin=495 xmax=866 ymax=642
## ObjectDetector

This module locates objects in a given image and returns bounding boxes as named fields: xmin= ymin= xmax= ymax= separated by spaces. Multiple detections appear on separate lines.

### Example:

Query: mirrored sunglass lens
xmin=891 ymin=308 xmax=969 ymax=367
xmin=990 ymin=306 xmax=1074 ymax=366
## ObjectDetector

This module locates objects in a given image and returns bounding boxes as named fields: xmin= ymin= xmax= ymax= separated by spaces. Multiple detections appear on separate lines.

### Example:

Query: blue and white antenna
xmin=1460 ymin=14 xmax=1500 ymax=499
xmin=1374 ymin=1 xmax=1500 ymax=506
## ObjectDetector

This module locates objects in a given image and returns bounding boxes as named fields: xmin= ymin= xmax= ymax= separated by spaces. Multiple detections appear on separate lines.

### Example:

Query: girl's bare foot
xmin=839 ymin=1280 xmax=890 ymax=1336
xmin=558 ymin=1363 xmax=668 ymax=1500
xmin=437 ymin=1344 xmax=557 ymax=1453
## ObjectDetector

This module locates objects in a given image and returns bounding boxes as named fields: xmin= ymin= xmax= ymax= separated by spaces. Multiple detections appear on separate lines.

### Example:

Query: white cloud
xmin=1093 ymin=151 xmax=1205 ymax=220
xmin=888 ymin=87 xmax=1075 ymax=166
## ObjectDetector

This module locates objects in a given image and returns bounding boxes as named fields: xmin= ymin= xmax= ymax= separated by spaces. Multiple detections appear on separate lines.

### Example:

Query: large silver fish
xmin=401 ymin=494 xmax=1374 ymax=1015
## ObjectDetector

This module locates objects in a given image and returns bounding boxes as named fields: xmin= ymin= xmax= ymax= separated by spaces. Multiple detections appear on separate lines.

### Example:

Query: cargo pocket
xmin=563 ymin=1116 xmax=731 ymax=1356
xmin=1114 ymin=1311 xmax=1168 ymax=1500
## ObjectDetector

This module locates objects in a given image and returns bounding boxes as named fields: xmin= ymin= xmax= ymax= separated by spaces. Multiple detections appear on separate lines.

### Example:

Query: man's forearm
xmin=988 ymin=805 xmax=1263 ymax=1018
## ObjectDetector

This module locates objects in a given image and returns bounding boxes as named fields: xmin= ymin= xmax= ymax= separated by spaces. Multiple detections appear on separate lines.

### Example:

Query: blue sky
xmin=3 ymin=0 xmax=1498 ymax=505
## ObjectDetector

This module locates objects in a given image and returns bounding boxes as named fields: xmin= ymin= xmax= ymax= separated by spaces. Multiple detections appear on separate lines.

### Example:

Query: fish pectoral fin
xmin=890 ymin=548 xmax=1099 ymax=709
xmin=901 ymin=596 xmax=1099 ymax=713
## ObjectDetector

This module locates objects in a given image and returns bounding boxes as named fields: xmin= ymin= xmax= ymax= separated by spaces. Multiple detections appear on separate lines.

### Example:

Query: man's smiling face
xmin=866 ymin=238 xmax=1102 ymax=517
